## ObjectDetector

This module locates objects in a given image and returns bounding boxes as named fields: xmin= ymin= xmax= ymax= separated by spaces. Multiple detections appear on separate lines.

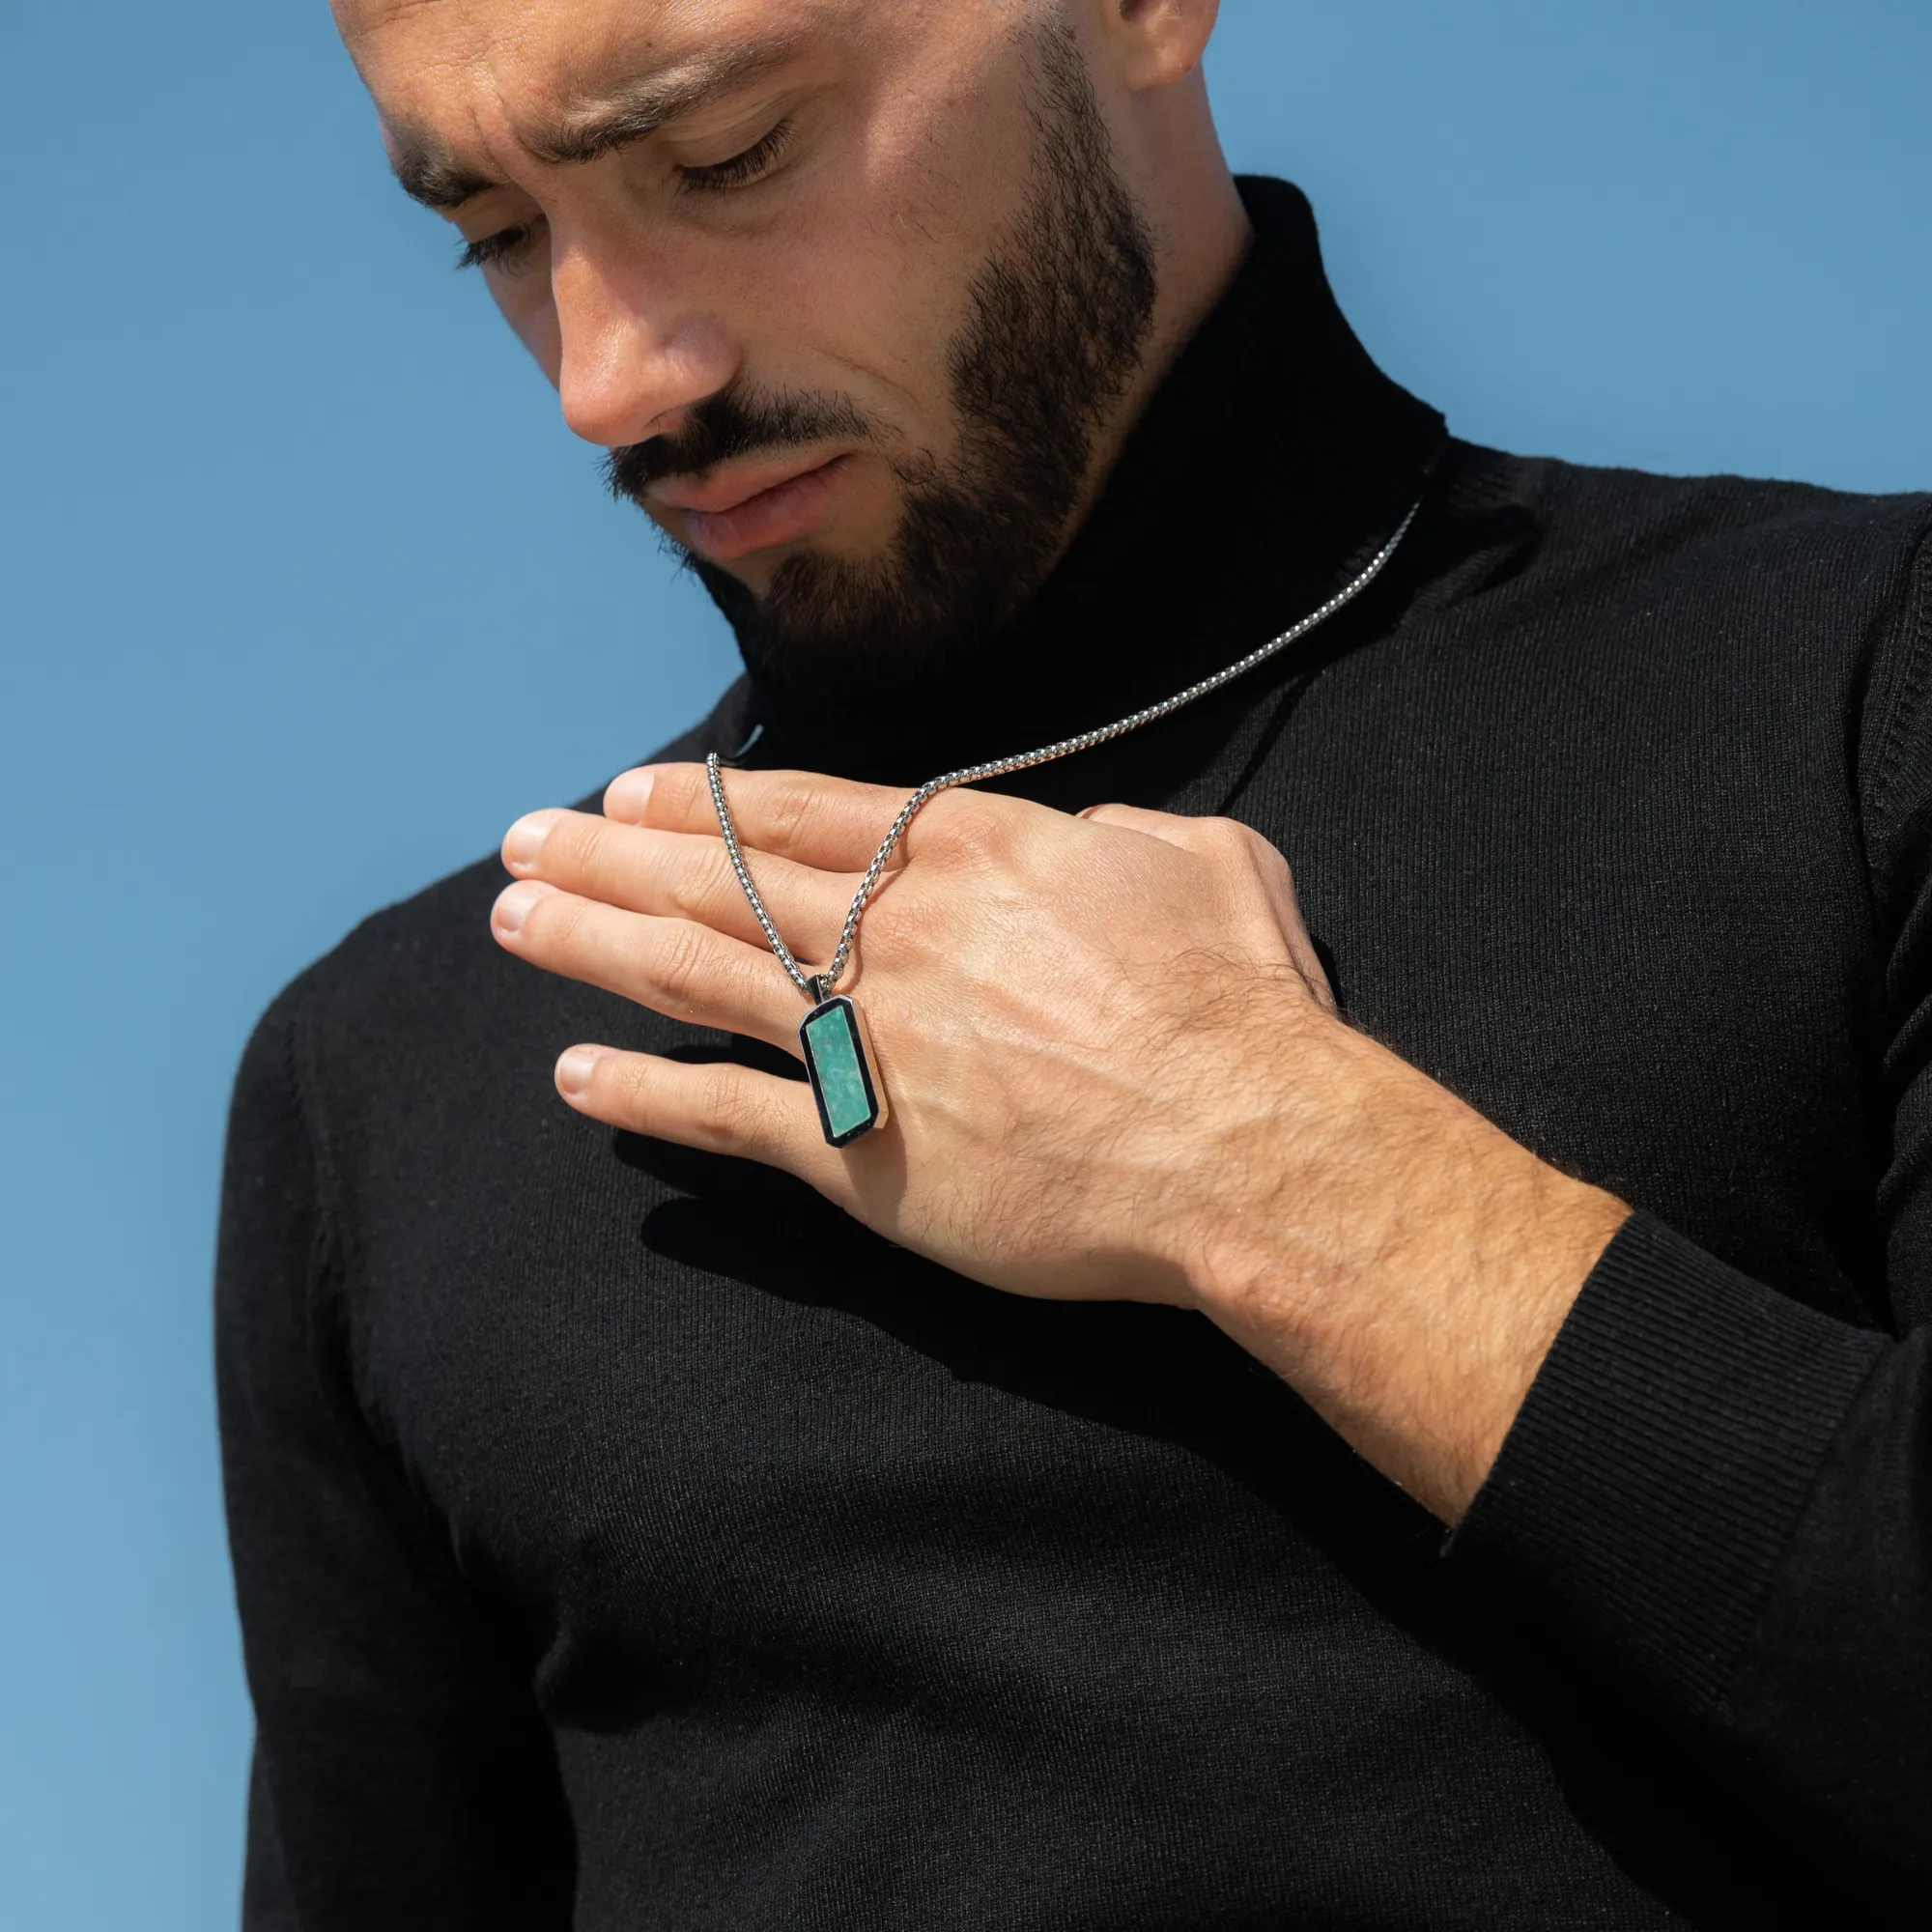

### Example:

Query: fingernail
xmin=493 ymin=880 xmax=547 ymax=934
xmin=502 ymin=808 xmax=563 ymax=871
xmin=605 ymin=768 xmax=656 ymax=823
xmin=555 ymin=1046 xmax=605 ymax=1097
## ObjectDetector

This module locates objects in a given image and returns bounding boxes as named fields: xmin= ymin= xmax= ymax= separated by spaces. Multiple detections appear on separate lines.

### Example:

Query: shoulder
xmin=1434 ymin=442 xmax=1932 ymax=753
xmin=1435 ymin=444 xmax=1932 ymax=897
xmin=1464 ymin=440 xmax=1932 ymax=613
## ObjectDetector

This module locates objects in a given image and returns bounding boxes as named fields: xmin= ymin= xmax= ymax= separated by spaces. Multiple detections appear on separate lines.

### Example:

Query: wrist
xmin=1169 ymin=1011 xmax=1381 ymax=1320
xmin=1178 ymin=1021 xmax=1630 ymax=1520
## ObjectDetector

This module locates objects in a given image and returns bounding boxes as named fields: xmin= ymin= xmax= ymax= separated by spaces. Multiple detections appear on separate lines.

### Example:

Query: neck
xmin=723 ymin=179 xmax=1447 ymax=789
xmin=1064 ymin=95 xmax=1253 ymax=565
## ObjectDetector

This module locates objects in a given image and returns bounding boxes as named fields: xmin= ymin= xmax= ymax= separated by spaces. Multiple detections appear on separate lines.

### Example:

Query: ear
xmin=1100 ymin=0 xmax=1222 ymax=91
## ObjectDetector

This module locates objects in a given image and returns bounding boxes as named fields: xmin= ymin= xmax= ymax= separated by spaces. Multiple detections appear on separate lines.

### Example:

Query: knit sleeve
xmin=1452 ymin=521 xmax=1932 ymax=1924
xmin=215 ymin=982 xmax=576 ymax=1930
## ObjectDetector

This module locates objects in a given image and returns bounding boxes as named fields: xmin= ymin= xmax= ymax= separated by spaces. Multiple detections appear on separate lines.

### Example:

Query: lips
xmin=652 ymin=453 xmax=854 ymax=564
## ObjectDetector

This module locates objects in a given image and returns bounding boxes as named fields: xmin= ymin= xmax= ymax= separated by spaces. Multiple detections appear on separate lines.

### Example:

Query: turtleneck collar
xmin=715 ymin=178 xmax=1446 ymax=788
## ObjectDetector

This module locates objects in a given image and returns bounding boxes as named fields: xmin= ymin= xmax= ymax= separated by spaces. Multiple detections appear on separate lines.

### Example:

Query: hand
xmin=495 ymin=763 xmax=1336 ymax=1300
xmin=492 ymin=763 xmax=1627 ymax=1520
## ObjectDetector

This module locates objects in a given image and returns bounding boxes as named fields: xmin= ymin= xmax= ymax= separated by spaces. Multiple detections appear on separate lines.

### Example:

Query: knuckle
xmin=566 ymin=814 xmax=613 ymax=880
xmin=700 ymin=1067 xmax=770 ymax=1149
xmin=720 ymin=945 xmax=772 ymax=1011
xmin=1203 ymin=816 xmax=1275 ymax=871
xmin=656 ymin=764 xmax=709 ymax=821
xmin=653 ymin=922 xmax=713 ymax=1009
xmin=923 ymin=792 xmax=1005 ymax=864
xmin=667 ymin=843 xmax=721 ymax=920
xmin=867 ymin=884 xmax=947 ymax=960
xmin=611 ymin=1053 xmax=656 ymax=1110
xmin=763 ymin=780 xmax=823 ymax=848
xmin=528 ymin=888 xmax=584 ymax=946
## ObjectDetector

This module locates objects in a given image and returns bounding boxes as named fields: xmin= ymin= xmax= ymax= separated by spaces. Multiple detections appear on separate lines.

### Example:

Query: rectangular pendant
xmin=799 ymin=994 xmax=887 ymax=1147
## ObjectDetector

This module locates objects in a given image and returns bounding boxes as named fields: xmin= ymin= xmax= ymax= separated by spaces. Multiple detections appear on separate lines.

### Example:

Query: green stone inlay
xmin=803 ymin=1003 xmax=875 ymax=1141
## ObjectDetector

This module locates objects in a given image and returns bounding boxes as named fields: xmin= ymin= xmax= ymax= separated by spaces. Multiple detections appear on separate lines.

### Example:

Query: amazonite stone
xmin=801 ymin=1000 xmax=878 ymax=1144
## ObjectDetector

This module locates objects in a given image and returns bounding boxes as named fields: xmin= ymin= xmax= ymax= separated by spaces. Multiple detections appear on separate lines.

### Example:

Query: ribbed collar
xmin=712 ymin=177 xmax=1446 ymax=788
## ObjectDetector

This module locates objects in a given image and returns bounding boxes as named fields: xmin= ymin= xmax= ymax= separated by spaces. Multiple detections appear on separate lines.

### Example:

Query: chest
xmin=347 ymin=604 xmax=1886 ymax=1686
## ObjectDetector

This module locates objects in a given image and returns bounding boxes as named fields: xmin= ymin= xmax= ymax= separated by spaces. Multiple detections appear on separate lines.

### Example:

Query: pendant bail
xmin=805 ymin=973 xmax=829 ymax=1006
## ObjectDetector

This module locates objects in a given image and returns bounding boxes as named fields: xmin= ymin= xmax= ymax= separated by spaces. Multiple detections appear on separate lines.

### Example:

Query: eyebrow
xmin=387 ymin=36 xmax=807 ymax=212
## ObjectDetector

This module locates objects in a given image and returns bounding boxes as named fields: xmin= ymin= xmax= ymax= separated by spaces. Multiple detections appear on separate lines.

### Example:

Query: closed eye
xmin=456 ymin=217 xmax=545 ymax=274
xmin=453 ymin=115 xmax=794 ymax=270
xmin=674 ymin=118 xmax=794 ymax=193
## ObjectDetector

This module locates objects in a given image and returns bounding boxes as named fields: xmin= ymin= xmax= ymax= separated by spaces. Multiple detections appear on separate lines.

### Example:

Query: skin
xmin=336 ymin=0 xmax=1631 ymax=1525
xmin=337 ymin=0 xmax=1250 ymax=582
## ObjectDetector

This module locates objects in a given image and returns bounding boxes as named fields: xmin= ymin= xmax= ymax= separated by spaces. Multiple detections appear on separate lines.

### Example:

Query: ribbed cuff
xmin=1452 ymin=1213 xmax=1885 ymax=1713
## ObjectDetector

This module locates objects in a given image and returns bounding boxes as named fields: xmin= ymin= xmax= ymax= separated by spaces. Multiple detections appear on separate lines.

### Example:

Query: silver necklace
xmin=707 ymin=497 xmax=1423 ymax=1147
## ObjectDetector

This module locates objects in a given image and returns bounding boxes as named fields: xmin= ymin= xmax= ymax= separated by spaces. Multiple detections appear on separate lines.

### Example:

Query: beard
xmin=604 ymin=24 xmax=1159 ymax=691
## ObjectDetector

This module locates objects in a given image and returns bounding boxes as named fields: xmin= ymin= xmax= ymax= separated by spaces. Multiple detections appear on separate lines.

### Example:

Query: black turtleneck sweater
xmin=218 ymin=181 xmax=1932 ymax=1928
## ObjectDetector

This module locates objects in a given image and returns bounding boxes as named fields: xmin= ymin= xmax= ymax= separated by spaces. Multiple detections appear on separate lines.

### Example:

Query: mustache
xmin=604 ymin=384 xmax=873 ymax=506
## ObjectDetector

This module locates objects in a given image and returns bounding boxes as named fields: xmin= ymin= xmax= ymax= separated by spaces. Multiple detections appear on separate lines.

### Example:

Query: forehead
xmin=334 ymin=0 xmax=871 ymax=206
xmin=336 ymin=0 xmax=894 ymax=100
xmin=333 ymin=0 xmax=1002 ymax=194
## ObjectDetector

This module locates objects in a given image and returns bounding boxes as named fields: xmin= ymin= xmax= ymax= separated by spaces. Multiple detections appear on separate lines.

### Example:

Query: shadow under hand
xmin=612 ymin=1038 xmax=1852 ymax=1927
xmin=615 ymin=1040 xmax=1442 ymax=1601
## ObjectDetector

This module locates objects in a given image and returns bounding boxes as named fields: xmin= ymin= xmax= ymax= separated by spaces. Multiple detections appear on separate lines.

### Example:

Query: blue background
xmin=3 ymin=1 xmax=1927 ymax=1923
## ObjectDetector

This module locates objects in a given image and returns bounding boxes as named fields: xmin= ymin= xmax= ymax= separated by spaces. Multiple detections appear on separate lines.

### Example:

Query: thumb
xmin=1078 ymin=800 xmax=1209 ymax=850
xmin=1079 ymin=804 xmax=1338 ymax=1014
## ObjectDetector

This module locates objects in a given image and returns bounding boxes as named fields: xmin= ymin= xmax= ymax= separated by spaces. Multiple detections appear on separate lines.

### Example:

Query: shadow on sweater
xmin=611 ymin=1040 xmax=1861 ymax=1930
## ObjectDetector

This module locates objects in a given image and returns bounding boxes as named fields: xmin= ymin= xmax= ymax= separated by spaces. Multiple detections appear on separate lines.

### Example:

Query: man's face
xmin=336 ymin=0 xmax=1160 ymax=682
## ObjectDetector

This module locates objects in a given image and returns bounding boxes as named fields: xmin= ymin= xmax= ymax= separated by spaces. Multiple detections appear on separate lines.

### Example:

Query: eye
xmin=674 ymin=119 xmax=794 ymax=193
xmin=455 ymin=217 xmax=546 ymax=275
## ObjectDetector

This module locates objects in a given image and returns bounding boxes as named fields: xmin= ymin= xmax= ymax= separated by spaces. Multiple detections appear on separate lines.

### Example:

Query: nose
xmin=548 ymin=234 xmax=738 ymax=449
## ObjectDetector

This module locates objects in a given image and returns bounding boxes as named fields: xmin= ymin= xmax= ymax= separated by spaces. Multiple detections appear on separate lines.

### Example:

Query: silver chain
xmin=707 ymin=496 xmax=1424 ymax=1005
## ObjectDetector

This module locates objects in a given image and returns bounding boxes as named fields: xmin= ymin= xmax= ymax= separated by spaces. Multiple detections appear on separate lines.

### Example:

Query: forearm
xmin=500 ymin=770 xmax=1623 ymax=1516
xmin=1185 ymin=1013 xmax=1932 ymax=1903
xmin=1455 ymin=1216 xmax=1928 ymax=1913
xmin=1184 ymin=1018 xmax=1630 ymax=1522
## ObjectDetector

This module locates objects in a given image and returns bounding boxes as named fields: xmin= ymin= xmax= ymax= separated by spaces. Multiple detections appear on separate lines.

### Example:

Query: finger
xmin=1079 ymin=805 xmax=1337 ymax=1011
xmin=502 ymin=808 xmax=853 ymax=957
xmin=1082 ymin=802 xmax=1288 ymax=882
xmin=493 ymin=880 xmax=806 ymax=1051
xmin=1078 ymin=800 xmax=1226 ymax=850
xmin=554 ymin=1044 xmax=838 ymax=1180
xmin=604 ymin=762 xmax=916 ymax=872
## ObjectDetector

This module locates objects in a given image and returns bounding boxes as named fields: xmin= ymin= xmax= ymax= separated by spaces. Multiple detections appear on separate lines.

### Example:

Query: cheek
xmin=719 ymin=53 xmax=1035 ymax=435
xmin=493 ymin=271 xmax=561 ymax=384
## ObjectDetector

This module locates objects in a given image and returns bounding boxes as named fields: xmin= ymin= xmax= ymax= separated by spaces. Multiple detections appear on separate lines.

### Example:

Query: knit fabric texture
xmin=218 ymin=180 xmax=1932 ymax=1928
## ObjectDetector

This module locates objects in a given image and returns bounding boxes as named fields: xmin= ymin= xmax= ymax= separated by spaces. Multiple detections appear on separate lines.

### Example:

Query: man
xmin=216 ymin=0 xmax=1929 ymax=1923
